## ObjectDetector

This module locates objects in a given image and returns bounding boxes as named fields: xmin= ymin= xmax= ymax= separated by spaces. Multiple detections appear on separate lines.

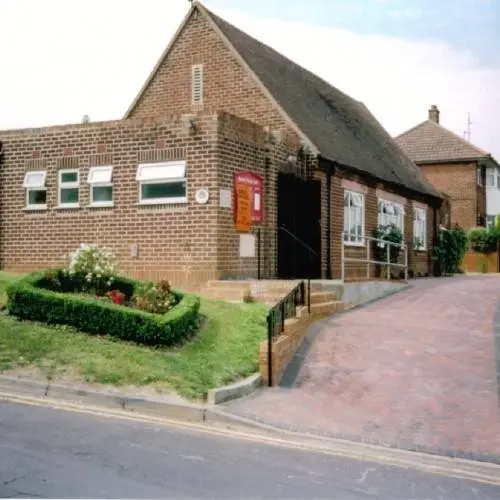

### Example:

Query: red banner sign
xmin=233 ymin=171 xmax=264 ymax=226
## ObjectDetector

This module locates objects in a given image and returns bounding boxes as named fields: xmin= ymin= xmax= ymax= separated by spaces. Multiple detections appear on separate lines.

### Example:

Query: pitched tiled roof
xmin=205 ymin=8 xmax=440 ymax=198
xmin=395 ymin=119 xmax=491 ymax=163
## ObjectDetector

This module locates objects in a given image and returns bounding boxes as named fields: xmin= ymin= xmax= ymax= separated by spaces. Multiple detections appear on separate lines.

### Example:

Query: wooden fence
xmin=461 ymin=250 xmax=499 ymax=273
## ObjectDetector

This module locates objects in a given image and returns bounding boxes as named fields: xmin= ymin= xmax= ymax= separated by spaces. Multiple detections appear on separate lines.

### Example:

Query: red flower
xmin=107 ymin=289 xmax=125 ymax=305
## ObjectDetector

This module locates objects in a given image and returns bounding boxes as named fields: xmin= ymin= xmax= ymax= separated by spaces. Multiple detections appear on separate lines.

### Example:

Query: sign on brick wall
xmin=233 ymin=171 xmax=264 ymax=230
xmin=235 ymin=183 xmax=252 ymax=233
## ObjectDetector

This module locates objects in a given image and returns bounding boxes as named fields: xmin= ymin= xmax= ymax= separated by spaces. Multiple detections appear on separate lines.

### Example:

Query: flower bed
xmin=7 ymin=271 xmax=200 ymax=346
xmin=6 ymin=244 xmax=200 ymax=347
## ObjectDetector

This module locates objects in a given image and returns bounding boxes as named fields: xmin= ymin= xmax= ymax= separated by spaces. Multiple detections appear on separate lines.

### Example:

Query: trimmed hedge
xmin=6 ymin=271 xmax=200 ymax=347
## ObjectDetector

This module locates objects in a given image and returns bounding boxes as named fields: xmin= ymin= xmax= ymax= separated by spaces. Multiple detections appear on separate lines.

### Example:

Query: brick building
xmin=0 ymin=2 xmax=444 ymax=287
xmin=396 ymin=105 xmax=500 ymax=230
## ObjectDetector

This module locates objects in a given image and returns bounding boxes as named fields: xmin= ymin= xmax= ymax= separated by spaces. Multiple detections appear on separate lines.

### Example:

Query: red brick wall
xmin=127 ymin=8 xmax=297 ymax=141
xmin=127 ymin=7 xmax=306 ymax=279
xmin=330 ymin=171 xmax=437 ymax=280
xmin=0 ymin=110 xmax=295 ymax=287
xmin=419 ymin=161 xmax=484 ymax=230
xmin=215 ymin=112 xmax=269 ymax=279
xmin=0 ymin=114 xmax=225 ymax=287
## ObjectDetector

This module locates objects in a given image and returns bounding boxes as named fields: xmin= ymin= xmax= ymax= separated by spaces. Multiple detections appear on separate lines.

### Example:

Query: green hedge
xmin=6 ymin=272 xmax=200 ymax=347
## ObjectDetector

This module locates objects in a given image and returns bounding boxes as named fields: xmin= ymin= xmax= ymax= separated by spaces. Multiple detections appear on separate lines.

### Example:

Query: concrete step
xmin=284 ymin=317 xmax=300 ymax=328
xmin=310 ymin=291 xmax=338 ymax=304
xmin=297 ymin=300 xmax=344 ymax=318
xmin=199 ymin=287 xmax=247 ymax=301
xmin=258 ymin=291 xmax=339 ymax=307
xmin=205 ymin=281 xmax=251 ymax=290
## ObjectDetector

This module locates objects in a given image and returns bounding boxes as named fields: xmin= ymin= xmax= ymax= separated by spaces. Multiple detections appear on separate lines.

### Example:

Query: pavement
xmin=2 ymin=399 xmax=500 ymax=499
xmin=223 ymin=276 xmax=500 ymax=462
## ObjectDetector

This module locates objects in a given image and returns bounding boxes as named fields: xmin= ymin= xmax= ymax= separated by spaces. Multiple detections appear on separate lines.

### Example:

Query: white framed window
xmin=413 ymin=207 xmax=427 ymax=250
xmin=23 ymin=170 xmax=47 ymax=210
xmin=88 ymin=165 xmax=113 ymax=207
xmin=486 ymin=215 xmax=495 ymax=229
xmin=343 ymin=190 xmax=364 ymax=245
xmin=58 ymin=169 xmax=80 ymax=208
xmin=136 ymin=161 xmax=187 ymax=205
xmin=486 ymin=168 xmax=495 ymax=188
xmin=191 ymin=64 xmax=203 ymax=105
xmin=378 ymin=199 xmax=404 ymax=235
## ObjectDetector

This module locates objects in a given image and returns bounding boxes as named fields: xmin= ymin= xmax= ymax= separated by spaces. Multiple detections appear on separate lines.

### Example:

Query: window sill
xmin=57 ymin=204 xmax=80 ymax=210
xmin=137 ymin=198 xmax=188 ymax=206
xmin=343 ymin=241 xmax=365 ymax=247
xmin=88 ymin=203 xmax=114 ymax=209
xmin=24 ymin=205 xmax=47 ymax=212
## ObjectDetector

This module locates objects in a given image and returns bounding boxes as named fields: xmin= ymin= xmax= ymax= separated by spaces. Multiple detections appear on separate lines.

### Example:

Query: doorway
xmin=277 ymin=172 xmax=322 ymax=279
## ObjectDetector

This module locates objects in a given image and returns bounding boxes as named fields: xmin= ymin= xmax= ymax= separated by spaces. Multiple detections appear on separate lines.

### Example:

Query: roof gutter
xmin=416 ymin=154 xmax=500 ymax=169
xmin=319 ymin=154 xmax=443 ymax=204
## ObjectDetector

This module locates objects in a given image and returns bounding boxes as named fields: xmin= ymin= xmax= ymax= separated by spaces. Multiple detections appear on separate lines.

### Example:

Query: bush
xmin=65 ymin=243 xmax=117 ymax=295
xmin=7 ymin=272 xmax=200 ymax=347
xmin=39 ymin=268 xmax=136 ymax=299
xmin=372 ymin=224 xmax=403 ymax=264
xmin=132 ymin=280 xmax=177 ymax=314
xmin=433 ymin=224 xmax=468 ymax=275
xmin=468 ymin=226 xmax=500 ymax=253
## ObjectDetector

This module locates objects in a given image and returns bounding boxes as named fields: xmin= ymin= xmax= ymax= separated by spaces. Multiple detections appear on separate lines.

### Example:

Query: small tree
xmin=432 ymin=224 xmax=467 ymax=275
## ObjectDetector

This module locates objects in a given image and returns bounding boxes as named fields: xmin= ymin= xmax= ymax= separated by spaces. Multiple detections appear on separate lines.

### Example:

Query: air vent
xmin=191 ymin=64 xmax=203 ymax=105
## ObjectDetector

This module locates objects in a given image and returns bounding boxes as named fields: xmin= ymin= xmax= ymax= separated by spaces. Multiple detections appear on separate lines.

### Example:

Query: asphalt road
xmin=1 ymin=400 xmax=499 ymax=499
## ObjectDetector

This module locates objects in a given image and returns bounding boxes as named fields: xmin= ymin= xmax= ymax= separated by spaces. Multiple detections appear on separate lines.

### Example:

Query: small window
xmin=486 ymin=169 xmax=495 ymax=188
xmin=88 ymin=166 xmax=113 ymax=206
xmin=413 ymin=207 xmax=427 ymax=250
xmin=58 ymin=169 xmax=80 ymax=208
xmin=136 ymin=161 xmax=187 ymax=205
xmin=343 ymin=190 xmax=364 ymax=245
xmin=378 ymin=199 xmax=405 ymax=235
xmin=23 ymin=170 xmax=47 ymax=210
xmin=191 ymin=64 xmax=203 ymax=105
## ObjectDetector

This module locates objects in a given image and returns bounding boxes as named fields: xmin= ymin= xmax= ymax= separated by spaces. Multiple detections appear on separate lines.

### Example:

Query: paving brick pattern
xmin=224 ymin=277 xmax=500 ymax=459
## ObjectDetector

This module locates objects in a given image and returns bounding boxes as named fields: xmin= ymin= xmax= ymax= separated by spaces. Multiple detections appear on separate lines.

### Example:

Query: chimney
xmin=428 ymin=105 xmax=440 ymax=124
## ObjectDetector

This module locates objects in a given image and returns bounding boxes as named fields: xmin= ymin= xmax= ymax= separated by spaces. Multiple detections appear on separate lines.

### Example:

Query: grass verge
xmin=0 ymin=272 xmax=267 ymax=400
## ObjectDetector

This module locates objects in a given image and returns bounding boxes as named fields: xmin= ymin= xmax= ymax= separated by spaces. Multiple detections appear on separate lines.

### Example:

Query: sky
xmin=1 ymin=0 xmax=499 ymax=158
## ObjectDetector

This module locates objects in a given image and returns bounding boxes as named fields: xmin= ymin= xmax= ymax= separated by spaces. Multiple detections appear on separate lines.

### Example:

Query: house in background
xmin=396 ymin=105 xmax=500 ymax=231
xmin=0 ymin=1 xmax=444 ymax=286
xmin=485 ymin=166 xmax=500 ymax=228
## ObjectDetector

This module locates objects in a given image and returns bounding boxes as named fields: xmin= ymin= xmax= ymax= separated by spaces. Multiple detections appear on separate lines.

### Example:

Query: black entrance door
xmin=277 ymin=173 xmax=322 ymax=279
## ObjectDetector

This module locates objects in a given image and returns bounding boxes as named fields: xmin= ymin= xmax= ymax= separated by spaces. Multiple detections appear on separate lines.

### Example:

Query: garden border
xmin=7 ymin=271 xmax=200 ymax=347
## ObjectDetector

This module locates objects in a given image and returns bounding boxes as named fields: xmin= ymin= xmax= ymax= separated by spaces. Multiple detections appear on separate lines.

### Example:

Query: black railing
xmin=277 ymin=225 xmax=317 ymax=318
xmin=266 ymin=280 xmax=307 ymax=387
xmin=278 ymin=225 xmax=318 ymax=259
xmin=256 ymin=225 xmax=320 ymax=282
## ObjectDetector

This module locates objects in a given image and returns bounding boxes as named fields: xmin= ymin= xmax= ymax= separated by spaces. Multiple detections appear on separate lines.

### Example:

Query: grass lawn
xmin=0 ymin=272 xmax=268 ymax=400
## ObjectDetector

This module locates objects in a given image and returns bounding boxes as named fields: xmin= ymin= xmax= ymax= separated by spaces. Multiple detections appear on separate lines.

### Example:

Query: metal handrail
xmin=277 ymin=225 xmax=317 ymax=310
xmin=266 ymin=280 xmax=306 ymax=387
xmin=278 ymin=225 xmax=318 ymax=257
xmin=341 ymin=232 xmax=409 ymax=282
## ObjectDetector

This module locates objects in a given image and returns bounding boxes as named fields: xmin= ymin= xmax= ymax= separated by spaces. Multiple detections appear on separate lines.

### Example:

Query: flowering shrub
xmin=133 ymin=280 xmax=177 ymax=314
xmin=107 ymin=289 xmax=125 ymax=305
xmin=65 ymin=243 xmax=117 ymax=295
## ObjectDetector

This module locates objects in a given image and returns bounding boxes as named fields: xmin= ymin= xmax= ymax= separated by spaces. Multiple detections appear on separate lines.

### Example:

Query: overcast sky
xmin=1 ymin=0 xmax=499 ymax=159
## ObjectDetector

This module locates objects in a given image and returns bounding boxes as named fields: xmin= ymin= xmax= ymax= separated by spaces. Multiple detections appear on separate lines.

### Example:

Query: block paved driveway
xmin=223 ymin=276 xmax=500 ymax=461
